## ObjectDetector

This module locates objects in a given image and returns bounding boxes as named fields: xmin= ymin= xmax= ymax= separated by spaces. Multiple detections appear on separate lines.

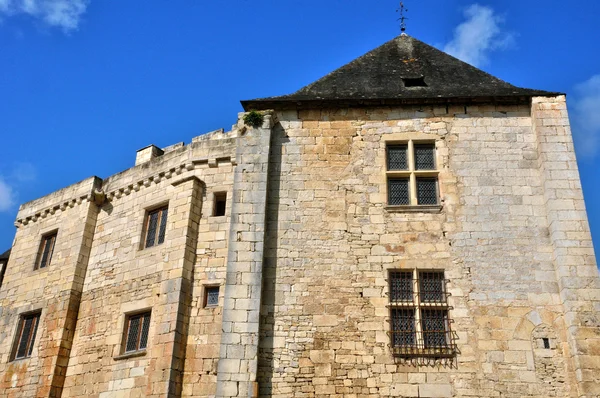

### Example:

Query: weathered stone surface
xmin=0 ymin=97 xmax=598 ymax=398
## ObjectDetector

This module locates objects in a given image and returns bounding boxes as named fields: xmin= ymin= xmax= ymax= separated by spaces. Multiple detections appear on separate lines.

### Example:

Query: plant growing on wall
xmin=243 ymin=111 xmax=264 ymax=128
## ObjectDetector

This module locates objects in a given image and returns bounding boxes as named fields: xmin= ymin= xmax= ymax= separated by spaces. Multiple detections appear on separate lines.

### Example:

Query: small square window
xmin=414 ymin=143 xmax=436 ymax=170
xmin=35 ymin=231 xmax=57 ymax=270
xmin=416 ymin=178 xmax=438 ymax=205
xmin=204 ymin=286 xmax=220 ymax=308
xmin=123 ymin=311 xmax=151 ymax=353
xmin=143 ymin=206 xmax=168 ymax=249
xmin=213 ymin=192 xmax=227 ymax=217
xmin=12 ymin=312 xmax=41 ymax=360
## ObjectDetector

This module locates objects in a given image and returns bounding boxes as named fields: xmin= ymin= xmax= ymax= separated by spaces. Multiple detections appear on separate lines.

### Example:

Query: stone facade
xmin=0 ymin=39 xmax=599 ymax=398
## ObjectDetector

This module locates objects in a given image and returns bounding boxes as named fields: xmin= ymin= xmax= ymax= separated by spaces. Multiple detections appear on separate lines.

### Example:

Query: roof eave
xmin=241 ymin=93 xmax=564 ymax=111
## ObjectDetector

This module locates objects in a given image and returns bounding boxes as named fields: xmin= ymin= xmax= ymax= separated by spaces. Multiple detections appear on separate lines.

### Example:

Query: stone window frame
xmin=202 ymin=284 xmax=220 ymax=308
xmin=384 ymin=138 xmax=442 ymax=213
xmin=212 ymin=191 xmax=227 ymax=217
xmin=141 ymin=203 xmax=169 ymax=250
xmin=34 ymin=230 xmax=58 ymax=270
xmin=118 ymin=309 xmax=152 ymax=358
xmin=10 ymin=310 xmax=42 ymax=361
xmin=387 ymin=269 xmax=456 ymax=358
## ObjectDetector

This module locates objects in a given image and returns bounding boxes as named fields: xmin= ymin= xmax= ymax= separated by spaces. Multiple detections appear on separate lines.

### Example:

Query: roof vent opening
xmin=402 ymin=77 xmax=427 ymax=88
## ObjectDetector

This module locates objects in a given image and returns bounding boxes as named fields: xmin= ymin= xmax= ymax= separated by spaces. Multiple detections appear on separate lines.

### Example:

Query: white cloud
xmin=0 ymin=0 xmax=89 ymax=32
xmin=570 ymin=75 xmax=600 ymax=159
xmin=444 ymin=4 xmax=514 ymax=67
xmin=0 ymin=178 xmax=15 ymax=212
xmin=11 ymin=162 xmax=36 ymax=182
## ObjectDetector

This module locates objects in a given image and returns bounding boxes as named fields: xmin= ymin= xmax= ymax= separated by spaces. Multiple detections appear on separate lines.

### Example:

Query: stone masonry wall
xmin=257 ymin=102 xmax=591 ymax=397
xmin=0 ymin=177 xmax=101 ymax=397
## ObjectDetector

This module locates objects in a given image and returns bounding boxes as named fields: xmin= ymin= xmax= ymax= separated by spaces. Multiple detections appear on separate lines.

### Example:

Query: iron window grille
xmin=35 ymin=231 xmax=57 ymax=270
xmin=12 ymin=312 xmax=41 ymax=360
xmin=387 ymin=270 xmax=455 ymax=357
xmin=123 ymin=311 xmax=151 ymax=353
xmin=143 ymin=206 xmax=168 ymax=249
xmin=386 ymin=142 xmax=439 ymax=206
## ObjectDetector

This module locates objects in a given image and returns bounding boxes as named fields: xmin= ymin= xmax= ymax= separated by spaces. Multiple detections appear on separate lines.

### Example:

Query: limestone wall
xmin=257 ymin=102 xmax=595 ymax=397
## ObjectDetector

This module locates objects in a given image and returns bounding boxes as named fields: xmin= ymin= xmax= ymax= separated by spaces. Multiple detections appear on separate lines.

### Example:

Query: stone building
xmin=0 ymin=34 xmax=598 ymax=398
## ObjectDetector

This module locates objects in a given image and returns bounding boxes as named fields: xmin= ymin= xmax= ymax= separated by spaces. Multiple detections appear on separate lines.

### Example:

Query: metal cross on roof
xmin=397 ymin=2 xmax=408 ymax=34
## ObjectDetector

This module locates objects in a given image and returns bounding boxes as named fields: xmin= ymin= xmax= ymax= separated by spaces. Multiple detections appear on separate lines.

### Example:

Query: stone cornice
xmin=14 ymin=156 xmax=235 ymax=227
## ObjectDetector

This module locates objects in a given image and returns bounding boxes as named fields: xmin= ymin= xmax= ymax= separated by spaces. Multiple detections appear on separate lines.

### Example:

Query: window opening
xmin=204 ymin=286 xmax=220 ymax=308
xmin=388 ymin=270 xmax=455 ymax=357
xmin=124 ymin=312 xmax=151 ymax=353
xmin=12 ymin=312 xmax=41 ymax=360
xmin=144 ymin=206 xmax=168 ymax=249
xmin=402 ymin=77 xmax=427 ymax=87
xmin=386 ymin=142 xmax=439 ymax=206
xmin=213 ymin=192 xmax=227 ymax=217
xmin=542 ymin=338 xmax=550 ymax=349
xmin=35 ymin=231 xmax=57 ymax=270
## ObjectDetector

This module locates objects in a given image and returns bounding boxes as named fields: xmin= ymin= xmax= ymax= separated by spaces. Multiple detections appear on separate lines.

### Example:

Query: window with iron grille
xmin=204 ymin=286 xmax=220 ymax=308
xmin=386 ymin=142 xmax=439 ymax=206
xmin=123 ymin=311 xmax=151 ymax=353
xmin=35 ymin=231 xmax=57 ymax=270
xmin=388 ymin=270 xmax=455 ymax=357
xmin=143 ymin=206 xmax=168 ymax=249
xmin=12 ymin=312 xmax=41 ymax=360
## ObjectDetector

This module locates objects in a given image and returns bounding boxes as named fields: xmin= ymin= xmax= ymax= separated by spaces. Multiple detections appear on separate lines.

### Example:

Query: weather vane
xmin=397 ymin=2 xmax=408 ymax=34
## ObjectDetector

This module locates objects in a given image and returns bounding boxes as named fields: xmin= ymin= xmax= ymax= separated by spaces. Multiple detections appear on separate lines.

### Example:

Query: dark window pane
xmin=38 ymin=234 xmax=56 ymax=269
xmin=16 ymin=317 xmax=33 ymax=358
xmin=387 ymin=145 xmax=408 ymax=170
xmin=157 ymin=208 xmax=168 ymax=245
xmin=422 ymin=309 xmax=449 ymax=348
xmin=414 ymin=144 xmax=435 ymax=170
xmin=214 ymin=193 xmax=227 ymax=217
xmin=15 ymin=313 xmax=40 ymax=359
xmin=388 ymin=178 xmax=410 ymax=205
xmin=389 ymin=271 xmax=413 ymax=302
xmin=139 ymin=314 xmax=151 ymax=350
xmin=206 ymin=287 xmax=219 ymax=307
xmin=27 ymin=316 xmax=38 ymax=357
xmin=416 ymin=178 xmax=438 ymax=205
xmin=126 ymin=316 xmax=141 ymax=352
xmin=391 ymin=308 xmax=415 ymax=347
xmin=145 ymin=211 xmax=159 ymax=248
xmin=419 ymin=271 xmax=445 ymax=303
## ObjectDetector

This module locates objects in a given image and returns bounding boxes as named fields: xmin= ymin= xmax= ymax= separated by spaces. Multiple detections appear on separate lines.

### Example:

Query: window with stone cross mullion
xmin=386 ymin=140 xmax=438 ymax=206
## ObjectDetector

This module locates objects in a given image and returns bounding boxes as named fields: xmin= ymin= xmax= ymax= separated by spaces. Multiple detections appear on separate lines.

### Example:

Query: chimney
xmin=135 ymin=145 xmax=164 ymax=166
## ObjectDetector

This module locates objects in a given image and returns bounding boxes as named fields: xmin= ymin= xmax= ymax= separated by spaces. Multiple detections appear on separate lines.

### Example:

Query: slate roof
xmin=0 ymin=249 xmax=9 ymax=262
xmin=241 ymin=34 xmax=560 ymax=110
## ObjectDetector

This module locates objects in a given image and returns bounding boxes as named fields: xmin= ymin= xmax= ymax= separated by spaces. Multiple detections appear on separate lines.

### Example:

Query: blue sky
xmin=0 ymin=1 xmax=599 ymax=260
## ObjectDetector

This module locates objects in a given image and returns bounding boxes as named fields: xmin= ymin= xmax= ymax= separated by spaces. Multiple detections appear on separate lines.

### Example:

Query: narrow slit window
xmin=12 ymin=312 xmax=41 ymax=360
xmin=124 ymin=311 xmax=151 ymax=353
xmin=144 ymin=206 xmax=168 ymax=249
xmin=213 ymin=192 xmax=227 ymax=217
xmin=35 ymin=231 xmax=57 ymax=270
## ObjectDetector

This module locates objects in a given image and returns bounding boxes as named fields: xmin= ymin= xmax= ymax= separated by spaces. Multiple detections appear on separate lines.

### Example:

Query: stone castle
xmin=0 ymin=34 xmax=598 ymax=398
